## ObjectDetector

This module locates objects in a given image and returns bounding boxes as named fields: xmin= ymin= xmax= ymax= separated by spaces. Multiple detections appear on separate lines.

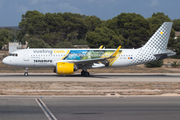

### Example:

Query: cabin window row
xmin=9 ymin=53 xmax=18 ymax=56
xmin=30 ymin=54 xmax=133 ymax=57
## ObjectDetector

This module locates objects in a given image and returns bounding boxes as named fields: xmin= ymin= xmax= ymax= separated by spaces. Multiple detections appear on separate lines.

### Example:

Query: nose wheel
xmin=24 ymin=72 xmax=28 ymax=76
xmin=24 ymin=68 xmax=28 ymax=76
xmin=81 ymin=70 xmax=90 ymax=77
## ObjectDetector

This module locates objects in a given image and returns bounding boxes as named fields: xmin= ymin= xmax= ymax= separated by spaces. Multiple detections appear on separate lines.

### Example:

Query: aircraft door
xmin=23 ymin=49 xmax=29 ymax=61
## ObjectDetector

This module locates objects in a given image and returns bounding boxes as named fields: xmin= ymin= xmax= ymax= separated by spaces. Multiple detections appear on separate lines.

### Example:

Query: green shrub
xmin=145 ymin=60 xmax=164 ymax=68
xmin=171 ymin=61 xmax=179 ymax=68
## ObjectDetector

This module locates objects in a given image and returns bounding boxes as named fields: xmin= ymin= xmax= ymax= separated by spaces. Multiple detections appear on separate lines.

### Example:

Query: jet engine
xmin=55 ymin=62 xmax=78 ymax=75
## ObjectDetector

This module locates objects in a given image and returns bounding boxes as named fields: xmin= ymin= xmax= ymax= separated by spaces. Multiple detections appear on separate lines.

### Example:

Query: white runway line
xmin=35 ymin=99 xmax=57 ymax=120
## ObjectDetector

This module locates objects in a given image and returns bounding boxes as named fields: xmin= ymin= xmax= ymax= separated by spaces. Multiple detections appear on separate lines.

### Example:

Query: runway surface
xmin=0 ymin=96 xmax=180 ymax=120
xmin=0 ymin=73 xmax=180 ymax=82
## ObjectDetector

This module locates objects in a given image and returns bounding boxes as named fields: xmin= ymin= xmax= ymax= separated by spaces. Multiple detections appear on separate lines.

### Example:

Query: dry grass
xmin=0 ymin=81 xmax=180 ymax=95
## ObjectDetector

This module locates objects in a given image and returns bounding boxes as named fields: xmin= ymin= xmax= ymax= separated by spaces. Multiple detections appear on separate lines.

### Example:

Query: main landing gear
xmin=24 ymin=68 xmax=28 ymax=76
xmin=81 ymin=70 xmax=90 ymax=77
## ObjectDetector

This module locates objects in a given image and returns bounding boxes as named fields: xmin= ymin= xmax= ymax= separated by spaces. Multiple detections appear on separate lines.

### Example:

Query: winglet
xmin=112 ymin=46 xmax=121 ymax=57
xmin=99 ymin=45 xmax=103 ymax=49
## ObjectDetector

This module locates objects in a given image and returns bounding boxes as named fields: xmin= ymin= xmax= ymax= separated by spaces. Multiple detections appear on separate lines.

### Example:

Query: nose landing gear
xmin=24 ymin=68 xmax=28 ymax=76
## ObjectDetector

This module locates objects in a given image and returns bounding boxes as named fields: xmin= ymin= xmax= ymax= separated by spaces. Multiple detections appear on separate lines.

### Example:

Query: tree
xmin=85 ymin=15 xmax=102 ymax=32
xmin=173 ymin=19 xmax=180 ymax=31
xmin=18 ymin=11 xmax=91 ymax=46
xmin=86 ymin=27 xmax=123 ymax=48
xmin=168 ymin=36 xmax=180 ymax=58
xmin=54 ymin=41 xmax=73 ymax=48
xmin=106 ymin=35 xmax=125 ymax=48
xmin=106 ymin=13 xmax=151 ymax=48
xmin=70 ymin=39 xmax=87 ymax=45
xmin=147 ymin=12 xmax=173 ymax=37
xmin=17 ymin=10 xmax=178 ymax=51
xmin=28 ymin=38 xmax=50 ymax=48
xmin=0 ymin=29 xmax=13 ymax=49
xmin=41 ymin=33 xmax=57 ymax=47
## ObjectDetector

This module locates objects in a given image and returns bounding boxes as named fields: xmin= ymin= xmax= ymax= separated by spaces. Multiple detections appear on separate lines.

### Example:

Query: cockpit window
xmin=9 ymin=53 xmax=18 ymax=57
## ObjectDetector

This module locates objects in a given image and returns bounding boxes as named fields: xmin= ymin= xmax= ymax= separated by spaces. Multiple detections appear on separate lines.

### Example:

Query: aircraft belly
xmin=110 ymin=58 xmax=132 ymax=67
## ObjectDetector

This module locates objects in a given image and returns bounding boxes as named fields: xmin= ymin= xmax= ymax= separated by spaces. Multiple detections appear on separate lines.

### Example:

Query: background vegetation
xmin=0 ymin=11 xmax=180 ymax=58
xmin=145 ymin=60 xmax=164 ymax=68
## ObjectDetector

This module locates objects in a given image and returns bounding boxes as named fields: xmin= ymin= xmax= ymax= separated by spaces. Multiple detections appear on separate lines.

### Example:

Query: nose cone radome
xmin=2 ymin=57 xmax=8 ymax=65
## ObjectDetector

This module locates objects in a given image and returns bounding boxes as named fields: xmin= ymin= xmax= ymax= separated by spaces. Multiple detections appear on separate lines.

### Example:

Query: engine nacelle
xmin=56 ymin=62 xmax=74 ymax=75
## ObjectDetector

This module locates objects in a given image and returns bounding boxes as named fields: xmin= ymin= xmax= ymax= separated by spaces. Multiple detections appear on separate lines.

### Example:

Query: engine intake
xmin=56 ymin=62 xmax=75 ymax=75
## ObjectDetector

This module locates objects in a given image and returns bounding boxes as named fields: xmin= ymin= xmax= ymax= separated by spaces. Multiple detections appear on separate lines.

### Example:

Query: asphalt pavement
xmin=0 ymin=96 xmax=180 ymax=120
xmin=0 ymin=73 xmax=180 ymax=82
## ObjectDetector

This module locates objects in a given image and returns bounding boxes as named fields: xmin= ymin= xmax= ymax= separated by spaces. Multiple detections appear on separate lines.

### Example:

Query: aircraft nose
xmin=2 ymin=57 xmax=8 ymax=64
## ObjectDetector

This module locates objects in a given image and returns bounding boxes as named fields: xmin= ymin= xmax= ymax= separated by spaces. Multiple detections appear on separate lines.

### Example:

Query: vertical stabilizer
xmin=129 ymin=22 xmax=173 ymax=65
xmin=142 ymin=22 xmax=172 ymax=53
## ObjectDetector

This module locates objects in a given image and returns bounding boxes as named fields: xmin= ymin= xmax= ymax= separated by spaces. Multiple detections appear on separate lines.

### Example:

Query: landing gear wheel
xmin=24 ymin=72 xmax=28 ymax=76
xmin=24 ymin=67 xmax=29 ymax=76
xmin=81 ymin=70 xmax=86 ymax=76
xmin=84 ymin=72 xmax=90 ymax=77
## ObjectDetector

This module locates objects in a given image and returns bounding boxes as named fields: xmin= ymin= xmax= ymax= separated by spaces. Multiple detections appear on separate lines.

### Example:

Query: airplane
xmin=2 ymin=22 xmax=176 ymax=77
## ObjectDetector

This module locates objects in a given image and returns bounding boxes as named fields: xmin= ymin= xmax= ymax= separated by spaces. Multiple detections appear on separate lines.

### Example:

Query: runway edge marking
xmin=35 ymin=99 xmax=57 ymax=120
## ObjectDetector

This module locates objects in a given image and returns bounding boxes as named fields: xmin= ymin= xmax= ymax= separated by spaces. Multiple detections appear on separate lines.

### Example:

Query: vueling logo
xmin=53 ymin=50 xmax=65 ymax=53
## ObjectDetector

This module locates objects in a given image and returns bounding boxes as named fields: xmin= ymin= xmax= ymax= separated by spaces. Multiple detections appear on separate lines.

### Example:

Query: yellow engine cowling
xmin=56 ymin=62 xmax=74 ymax=75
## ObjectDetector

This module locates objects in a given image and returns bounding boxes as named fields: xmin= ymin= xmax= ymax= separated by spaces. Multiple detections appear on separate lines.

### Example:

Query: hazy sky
xmin=0 ymin=0 xmax=179 ymax=26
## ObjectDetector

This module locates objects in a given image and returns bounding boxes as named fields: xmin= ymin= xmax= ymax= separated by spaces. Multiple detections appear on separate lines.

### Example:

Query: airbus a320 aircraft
xmin=3 ymin=22 xmax=176 ymax=77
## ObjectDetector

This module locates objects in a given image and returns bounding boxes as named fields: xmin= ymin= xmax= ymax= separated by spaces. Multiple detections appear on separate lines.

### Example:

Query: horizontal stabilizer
xmin=154 ymin=51 xmax=176 ymax=57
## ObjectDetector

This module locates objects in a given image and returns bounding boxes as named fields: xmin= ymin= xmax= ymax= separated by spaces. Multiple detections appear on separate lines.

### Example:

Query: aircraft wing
xmin=72 ymin=56 xmax=114 ymax=64
xmin=54 ymin=46 xmax=121 ymax=68
xmin=69 ymin=46 xmax=121 ymax=67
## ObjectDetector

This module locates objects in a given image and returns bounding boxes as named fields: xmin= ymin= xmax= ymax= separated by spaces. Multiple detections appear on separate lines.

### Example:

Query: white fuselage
xmin=3 ymin=48 xmax=142 ymax=68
